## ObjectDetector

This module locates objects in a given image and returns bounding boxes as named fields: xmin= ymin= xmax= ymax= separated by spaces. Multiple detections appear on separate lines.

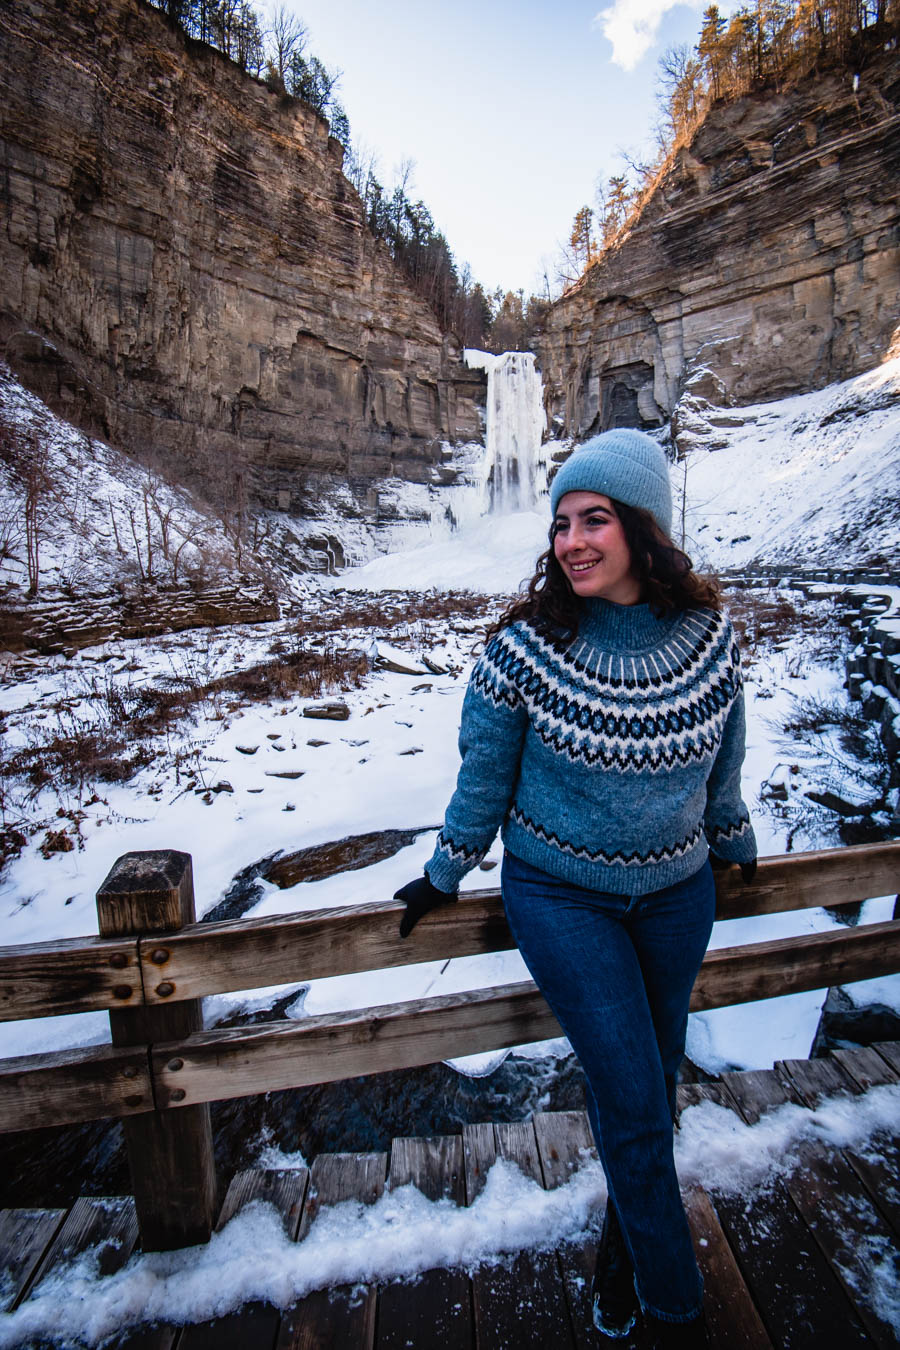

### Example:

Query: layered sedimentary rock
xmin=539 ymin=57 xmax=900 ymax=434
xmin=0 ymin=0 xmax=484 ymax=517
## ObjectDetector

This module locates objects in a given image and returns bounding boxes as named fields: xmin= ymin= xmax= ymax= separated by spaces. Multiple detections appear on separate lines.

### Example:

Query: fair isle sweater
xmin=426 ymin=599 xmax=757 ymax=896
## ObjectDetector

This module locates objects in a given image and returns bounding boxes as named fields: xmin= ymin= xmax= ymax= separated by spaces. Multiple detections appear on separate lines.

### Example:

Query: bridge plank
xmin=719 ymin=1067 xmax=804 ymax=1123
xmin=467 ymin=1121 xmax=575 ymax=1350
xmin=682 ymin=1185 xmax=773 ymax=1350
xmin=376 ymin=1136 xmax=472 ymax=1350
xmin=710 ymin=1178 xmax=872 ymax=1348
xmin=276 ymin=1152 xmax=388 ymax=1350
xmin=178 ymin=1168 xmax=308 ymax=1350
xmin=0 ymin=1208 xmax=65 ymax=1313
xmin=27 ymin=1196 xmax=139 ymax=1297
xmin=778 ymin=1050 xmax=900 ymax=1241
xmin=462 ymin=1121 xmax=496 ymax=1204
xmin=776 ymin=1055 xmax=860 ymax=1105
xmin=873 ymin=1040 xmax=900 ymax=1076
xmin=783 ymin=1145 xmax=900 ymax=1349
xmin=532 ymin=1112 xmax=599 ymax=1350
xmin=712 ymin=1066 xmax=873 ymax=1347
xmin=830 ymin=1045 xmax=899 ymax=1090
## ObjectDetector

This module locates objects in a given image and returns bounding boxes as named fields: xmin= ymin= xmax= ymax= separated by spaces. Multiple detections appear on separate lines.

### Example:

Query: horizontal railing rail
xmin=2 ymin=842 xmax=898 ymax=1024
xmin=0 ymin=841 xmax=897 ymax=1250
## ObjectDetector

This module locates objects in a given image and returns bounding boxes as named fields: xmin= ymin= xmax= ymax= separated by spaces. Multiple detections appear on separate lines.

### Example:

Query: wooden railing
xmin=1 ymin=842 xmax=898 ymax=1249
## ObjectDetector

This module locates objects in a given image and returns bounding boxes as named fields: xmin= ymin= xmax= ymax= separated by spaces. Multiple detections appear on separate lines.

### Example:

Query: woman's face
xmin=552 ymin=491 xmax=642 ymax=605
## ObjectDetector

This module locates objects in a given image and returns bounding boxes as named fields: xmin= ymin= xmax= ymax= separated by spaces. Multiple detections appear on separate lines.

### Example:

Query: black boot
xmin=643 ymin=1310 xmax=710 ymax=1348
xmin=591 ymin=1203 xmax=639 ymax=1339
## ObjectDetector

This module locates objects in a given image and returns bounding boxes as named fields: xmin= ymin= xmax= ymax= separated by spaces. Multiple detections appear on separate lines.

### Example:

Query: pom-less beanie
xmin=550 ymin=428 xmax=673 ymax=537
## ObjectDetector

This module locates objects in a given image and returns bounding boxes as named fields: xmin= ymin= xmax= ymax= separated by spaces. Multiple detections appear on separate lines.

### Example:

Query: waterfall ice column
xmin=465 ymin=349 xmax=547 ymax=514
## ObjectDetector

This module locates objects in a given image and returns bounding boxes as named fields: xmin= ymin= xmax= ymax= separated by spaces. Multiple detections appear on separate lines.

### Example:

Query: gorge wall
xmin=538 ymin=57 xmax=900 ymax=436
xmin=0 ymin=0 xmax=484 ymax=524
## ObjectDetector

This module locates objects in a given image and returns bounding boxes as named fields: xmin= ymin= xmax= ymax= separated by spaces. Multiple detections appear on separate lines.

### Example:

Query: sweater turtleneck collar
xmin=576 ymin=597 xmax=677 ymax=652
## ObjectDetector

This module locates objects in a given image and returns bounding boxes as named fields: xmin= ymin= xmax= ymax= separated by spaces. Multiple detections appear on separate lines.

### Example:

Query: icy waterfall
xmin=465 ymin=349 xmax=547 ymax=514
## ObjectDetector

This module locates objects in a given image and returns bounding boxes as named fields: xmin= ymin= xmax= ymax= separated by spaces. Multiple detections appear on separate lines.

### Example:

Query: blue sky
xmin=285 ymin=1 xmax=736 ymax=295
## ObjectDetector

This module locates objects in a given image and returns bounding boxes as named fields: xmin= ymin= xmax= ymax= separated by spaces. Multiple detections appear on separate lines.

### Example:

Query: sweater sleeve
xmin=703 ymin=686 xmax=758 ymax=864
xmin=425 ymin=636 xmax=529 ymax=893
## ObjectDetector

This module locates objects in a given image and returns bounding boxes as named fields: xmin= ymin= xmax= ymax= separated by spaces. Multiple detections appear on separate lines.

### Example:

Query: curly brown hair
xmin=485 ymin=499 xmax=721 ymax=645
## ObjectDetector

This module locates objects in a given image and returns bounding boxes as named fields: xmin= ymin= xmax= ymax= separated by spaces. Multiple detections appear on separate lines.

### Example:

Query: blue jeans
xmin=501 ymin=849 xmax=715 ymax=1323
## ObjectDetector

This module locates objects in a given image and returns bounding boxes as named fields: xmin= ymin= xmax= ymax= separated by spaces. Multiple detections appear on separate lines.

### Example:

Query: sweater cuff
xmin=426 ymin=828 xmax=486 ymax=893
xmin=705 ymin=816 xmax=757 ymax=865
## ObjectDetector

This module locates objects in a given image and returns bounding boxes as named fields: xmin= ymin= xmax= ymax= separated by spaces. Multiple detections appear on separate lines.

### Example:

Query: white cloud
xmin=592 ymin=0 xmax=695 ymax=71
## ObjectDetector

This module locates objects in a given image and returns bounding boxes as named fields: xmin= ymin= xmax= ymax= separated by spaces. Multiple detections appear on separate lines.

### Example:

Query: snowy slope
xmin=675 ymin=357 xmax=900 ymax=572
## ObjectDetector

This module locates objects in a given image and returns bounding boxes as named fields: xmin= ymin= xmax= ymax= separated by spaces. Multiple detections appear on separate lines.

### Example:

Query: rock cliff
xmin=0 ymin=0 xmax=484 ymax=525
xmin=539 ymin=57 xmax=900 ymax=435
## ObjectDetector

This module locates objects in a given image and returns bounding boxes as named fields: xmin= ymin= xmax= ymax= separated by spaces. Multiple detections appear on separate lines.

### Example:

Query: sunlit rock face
xmin=0 ymin=0 xmax=485 ymax=512
xmin=538 ymin=55 xmax=900 ymax=436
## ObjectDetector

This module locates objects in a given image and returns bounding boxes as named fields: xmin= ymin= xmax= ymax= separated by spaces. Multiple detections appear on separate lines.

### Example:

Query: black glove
xmin=710 ymin=853 xmax=757 ymax=883
xmin=395 ymin=873 xmax=457 ymax=938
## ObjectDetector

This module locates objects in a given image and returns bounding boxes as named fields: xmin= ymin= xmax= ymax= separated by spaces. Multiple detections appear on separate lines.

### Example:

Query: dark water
xmin=1 ymin=1052 xmax=591 ymax=1208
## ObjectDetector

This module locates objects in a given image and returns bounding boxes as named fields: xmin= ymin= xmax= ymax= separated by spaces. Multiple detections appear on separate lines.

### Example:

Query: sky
xmin=282 ymin=0 xmax=739 ymax=296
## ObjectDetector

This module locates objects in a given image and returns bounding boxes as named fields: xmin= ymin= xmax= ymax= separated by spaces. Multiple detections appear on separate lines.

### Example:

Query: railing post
xmin=97 ymin=850 xmax=217 ymax=1250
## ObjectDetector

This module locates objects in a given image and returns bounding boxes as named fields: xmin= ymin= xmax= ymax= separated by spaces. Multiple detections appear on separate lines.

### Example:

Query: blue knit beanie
xmin=550 ymin=428 xmax=672 ymax=537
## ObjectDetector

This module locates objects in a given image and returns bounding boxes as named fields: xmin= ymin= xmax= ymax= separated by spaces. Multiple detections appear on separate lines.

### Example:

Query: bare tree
xmin=20 ymin=429 xmax=51 ymax=597
xmin=267 ymin=4 xmax=307 ymax=80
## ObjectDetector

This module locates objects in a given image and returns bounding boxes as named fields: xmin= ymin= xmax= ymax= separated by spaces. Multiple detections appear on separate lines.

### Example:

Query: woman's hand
xmin=394 ymin=874 xmax=458 ymax=938
xmin=709 ymin=853 xmax=757 ymax=883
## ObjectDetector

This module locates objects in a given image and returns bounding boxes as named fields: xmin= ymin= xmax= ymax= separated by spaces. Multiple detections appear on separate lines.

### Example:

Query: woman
xmin=395 ymin=428 xmax=757 ymax=1347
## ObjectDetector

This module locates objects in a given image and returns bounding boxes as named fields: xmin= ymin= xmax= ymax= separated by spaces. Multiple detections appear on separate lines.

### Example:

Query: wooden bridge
xmin=1 ymin=842 xmax=898 ymax=1346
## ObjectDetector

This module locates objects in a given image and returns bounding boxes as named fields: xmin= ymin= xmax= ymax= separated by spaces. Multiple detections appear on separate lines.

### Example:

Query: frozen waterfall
xmin=465 ymin=349 xmax=547 ymax=514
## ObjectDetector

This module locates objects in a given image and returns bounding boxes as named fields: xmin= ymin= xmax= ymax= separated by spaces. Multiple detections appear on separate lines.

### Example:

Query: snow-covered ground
xmin=2 ymin=1082 xmax=898 ymax=1347
xmin=674 ymin=356 xmax=900 ymax=572
xmin=1 ymin=357 xmax=898 ymax=1074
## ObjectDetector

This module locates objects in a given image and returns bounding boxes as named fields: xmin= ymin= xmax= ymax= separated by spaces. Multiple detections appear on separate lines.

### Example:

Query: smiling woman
xmin=551 ymin=493 xmax=640 ymax=605
xmin=394 ymin=428 xmax=757 ymax=1347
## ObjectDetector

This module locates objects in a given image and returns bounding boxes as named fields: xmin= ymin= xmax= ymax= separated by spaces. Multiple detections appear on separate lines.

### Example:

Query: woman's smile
xmin=553 ymin=490 xmax=642 ymax=605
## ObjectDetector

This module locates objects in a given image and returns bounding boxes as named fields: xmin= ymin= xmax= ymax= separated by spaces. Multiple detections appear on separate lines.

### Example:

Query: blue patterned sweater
xmin=426 ymin=598 xmax=757 ymax=896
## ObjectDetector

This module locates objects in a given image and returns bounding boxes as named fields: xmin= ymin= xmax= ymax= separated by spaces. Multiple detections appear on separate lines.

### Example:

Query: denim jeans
xmin=501 ymin=849 xmax=716 ymax=1323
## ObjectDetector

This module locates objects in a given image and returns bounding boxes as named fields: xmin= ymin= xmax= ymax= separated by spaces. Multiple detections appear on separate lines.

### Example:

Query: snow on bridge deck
xmin=2 ymin=1044 xmax=899 ymax=1349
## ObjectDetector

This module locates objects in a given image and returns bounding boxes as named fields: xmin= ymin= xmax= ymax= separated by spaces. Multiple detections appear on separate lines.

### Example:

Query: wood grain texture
xmin=148 ymin=919 xmax=899 ymax=1115
xmin=874 ymin=1040 xmax=900 ymax=1076
xmin=151 ymin=983 xmax=561 ymax=1110
xmin=96 ymin=850 xmax=195 ymax=936
xmin=0 ymin=935 xmax=140 ymax=1023
xmin=531 ymin=1112 xmax=599 ymax=1350
xmin=377 ymin=1136 xmax=472 ymax=1350
xmin=133 ymin=842 xmax=900 ymax=1006
xmin=0 ymin=1207 xmax=65 ymax=1312
xmin=691 ymin=919 xmax=900 ymax=1011
xmin=829 ymin=1044 xmax=899 ymax=1090
xmin=277 ymin=1153 xmax=387 ymax=1350
xmin=719 ymin=1067 xmax=803 ymax=1124
xmin=711 ymin=841 xmax=900 ymax=921
xmin=462 ymin=1122 xmax=496 ymax=1204
xmin=0 ymin=1042 xmax=153 ymax=1130
xmin=783 ymin=1144 xmax=900 ymax=1350
xmin=98 ymin=851 xmax=217 ymax=1254
xmin=468 ymin=1120 xmax=575 ymax=1350
xmin=0 ymin=842 xmax=894 ymax=1025
xmin=775 ymin=1055 xmax=860 ymax=1107
xmin=179 ymin=1169 xmax=308 ymax=1350
xmin=142 ymin=891 xmax=514 ymax=1004
xmin=682 ymin=1186 xmax=773 ymax=1350
xmin=710 ymin=1178 xmax=872 ymax=1349
xmin=27 ymin=1196 xmax=138 ymax=1295
xmin=531 ymin=1112 xmax=596 ymax=1191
